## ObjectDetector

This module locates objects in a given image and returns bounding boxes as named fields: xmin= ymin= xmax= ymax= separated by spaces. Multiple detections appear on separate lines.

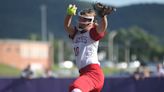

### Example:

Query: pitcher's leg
xmin=69 ymin=75 xmax=94 ymax=92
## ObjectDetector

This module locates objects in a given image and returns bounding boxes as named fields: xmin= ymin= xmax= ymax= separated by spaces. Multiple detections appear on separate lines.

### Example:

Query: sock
xmin=71 ymin=88 xmax=82 ymax=92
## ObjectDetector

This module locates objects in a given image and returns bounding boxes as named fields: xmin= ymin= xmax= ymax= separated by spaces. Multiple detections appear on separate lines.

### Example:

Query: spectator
xmin=43 ymin=68 xmax=54 ymax=78
xmin=133 ymin=66 xmax=151 ymax=80
xmin=21 ymin=64 xmax=33 ymax=79
xmin=133 ymin=67 xmax=144 ymax=80
xmin=143 ymin=67 xmax=150 ymax=78
xmin=155 ymin=63 xmax=164 ymax=77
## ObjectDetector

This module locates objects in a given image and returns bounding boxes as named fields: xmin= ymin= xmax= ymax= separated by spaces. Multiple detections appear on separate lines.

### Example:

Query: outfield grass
xmin=0 ymin=63 xmax=123 ymax=77
xmin=0 ymin=64 xmax=21 ymax=77
xmin=102 ymin=67 xmax=122 ymax=76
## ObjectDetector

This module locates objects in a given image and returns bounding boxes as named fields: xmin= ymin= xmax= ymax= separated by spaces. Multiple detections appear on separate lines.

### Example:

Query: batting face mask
xmin=78 ymin=12 xmax=94 ymax=25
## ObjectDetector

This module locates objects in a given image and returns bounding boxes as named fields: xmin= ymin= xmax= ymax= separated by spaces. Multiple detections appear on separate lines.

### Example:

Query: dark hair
xmin=80 ymin=9 xmax=96 ymax=16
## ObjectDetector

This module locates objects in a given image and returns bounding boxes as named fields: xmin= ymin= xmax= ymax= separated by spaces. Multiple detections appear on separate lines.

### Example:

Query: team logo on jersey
xmin=74 ymin=36 xmax=88 ymax=44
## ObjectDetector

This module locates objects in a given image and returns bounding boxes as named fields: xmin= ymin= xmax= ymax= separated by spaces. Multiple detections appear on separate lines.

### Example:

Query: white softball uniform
xmin=70 ymin=27 xmax=105 ymax=69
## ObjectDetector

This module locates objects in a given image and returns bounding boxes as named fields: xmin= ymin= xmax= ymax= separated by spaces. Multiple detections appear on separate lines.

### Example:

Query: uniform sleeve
xmin=89 ymin=28 xmax=105 ymax=41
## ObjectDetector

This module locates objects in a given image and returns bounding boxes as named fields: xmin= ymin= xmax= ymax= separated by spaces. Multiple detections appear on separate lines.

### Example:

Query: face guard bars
xmin=78 ymin=11 xmax=95 ymax=25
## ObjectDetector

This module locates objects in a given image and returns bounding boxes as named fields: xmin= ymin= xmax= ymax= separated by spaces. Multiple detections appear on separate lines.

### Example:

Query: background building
xmin=0 ymin=39 xmax=53 ymax=70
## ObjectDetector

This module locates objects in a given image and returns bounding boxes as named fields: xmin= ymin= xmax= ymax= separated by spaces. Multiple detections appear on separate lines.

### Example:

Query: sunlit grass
xmin=102 ymin=67 xmax=122 ymax=76
xmin=0 ymin=63 xmax=128 ymax=78
xmin=0 ymin=64 xmax=21 ymax=77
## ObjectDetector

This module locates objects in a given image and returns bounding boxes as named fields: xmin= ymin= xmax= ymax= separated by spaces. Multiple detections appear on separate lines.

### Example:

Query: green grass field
xmin=0 ymin=63 xmax=123 ymax=77
xmin=0 ymin=64 xmax=21 ymax=77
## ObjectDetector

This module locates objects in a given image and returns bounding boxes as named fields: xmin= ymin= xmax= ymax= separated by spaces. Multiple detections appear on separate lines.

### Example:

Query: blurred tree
xmin=53 ymin=40 xmax=59 ymax=64
xmin=114 ymin=26 xmax=164 ymax=62
xmin=53 ymin=39 xmax=74 ymax=64
xmin=28 ymin=33 xmax=40 ymax=41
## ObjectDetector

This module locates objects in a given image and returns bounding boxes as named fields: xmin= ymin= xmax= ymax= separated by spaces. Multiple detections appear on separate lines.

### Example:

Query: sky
xmin=79 ymin=0 xmax=164 ymax=7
